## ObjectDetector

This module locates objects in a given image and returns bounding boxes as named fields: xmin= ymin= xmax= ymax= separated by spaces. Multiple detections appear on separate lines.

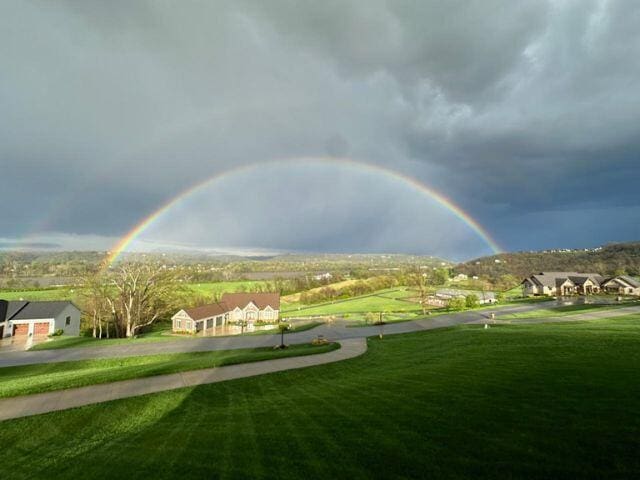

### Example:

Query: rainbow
xmin=102 ymin=157 xmax=502 ymax=268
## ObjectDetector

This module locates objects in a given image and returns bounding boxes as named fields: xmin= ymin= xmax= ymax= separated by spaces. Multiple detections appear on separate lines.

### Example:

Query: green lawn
xmin=0 ymin=280 xmax=271 ymax=303
xmin=186 ymin=280 xmax=272 ymax=296
xmin=499 ymin=301 xmax=637 ymax=319
xmin=0 ymin=287 xmax=76 ymax=301
xmin=282 ymin=287 xmax=426 ymax=317
xmin=29 ymin=321 xmax=323 ymax=351
xmin=2 ymin=317 xmax=640 ymax=478
xmin=0 ymin=343 xmax=338 ymax=398
xmin=28 ymin=322 xmax=180 ymax=350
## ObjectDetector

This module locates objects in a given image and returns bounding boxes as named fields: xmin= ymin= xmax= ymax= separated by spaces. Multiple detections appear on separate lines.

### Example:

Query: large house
xmin=172 ymin=292 xmax=280 ymax=334
xmin=600 ymin=275 xmax=640 ymax=295
xmin=521 ymin=272 xmax=640 ymax=296
xmin=0 ymin=300 xmax=81 ymax=339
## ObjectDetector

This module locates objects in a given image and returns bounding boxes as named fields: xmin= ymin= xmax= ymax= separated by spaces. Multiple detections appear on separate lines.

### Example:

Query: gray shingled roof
xmin=619 ymin=275 xmax=640 ymax=288
xmin=1 ymin=300 xmax=76 ymax=321
xmin=527 ymin=272 xmax=604 ymax=287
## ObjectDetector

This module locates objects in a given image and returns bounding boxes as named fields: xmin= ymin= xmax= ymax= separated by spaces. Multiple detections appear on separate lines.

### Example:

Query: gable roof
xmin=526 ymin=272 xmax=604 ymax=287
xmin=603 ymin=275 xmax=640 ymax=288
xmin=221 ymin=292 xmax=280 ymax=310
xmin=183 ymin=303 xmax=228 ymax=321
xmin=0 ymin=300 xmax=77 ymax=321
xmin=618 ymin=275 xmax=640 ymax=288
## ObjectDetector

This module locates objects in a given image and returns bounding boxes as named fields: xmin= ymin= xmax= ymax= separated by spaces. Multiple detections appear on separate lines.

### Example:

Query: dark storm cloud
xmin=1 ymin=0 xmax=639 ymax=256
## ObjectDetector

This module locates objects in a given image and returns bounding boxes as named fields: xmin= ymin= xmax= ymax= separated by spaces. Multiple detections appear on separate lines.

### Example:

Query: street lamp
xmin=277 ymin=321 xmax=290 ymax=349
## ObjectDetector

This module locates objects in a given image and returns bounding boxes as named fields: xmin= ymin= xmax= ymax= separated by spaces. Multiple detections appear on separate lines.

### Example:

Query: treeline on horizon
xmin=455 ymin=242 xmax=640 ymax=280
xmin=0 ymin=251 xmax=450 ymax=289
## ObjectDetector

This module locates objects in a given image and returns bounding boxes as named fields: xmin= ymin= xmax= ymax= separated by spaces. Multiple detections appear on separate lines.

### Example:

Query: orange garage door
xmin=13 ymin=324 xmax=29 ymax=336
xmin=34 ymin=322 xmax=50 ymax=335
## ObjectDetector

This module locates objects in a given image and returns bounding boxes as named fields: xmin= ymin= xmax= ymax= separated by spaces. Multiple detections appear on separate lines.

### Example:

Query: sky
xmin=1 ymin=0 xmax=640 ymax=261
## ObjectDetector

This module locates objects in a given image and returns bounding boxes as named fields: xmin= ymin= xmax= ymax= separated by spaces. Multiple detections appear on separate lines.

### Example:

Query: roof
xmin=0 ymin=300 xmax=77 ymax=321
xmin=526 ymin=272 xmax=604 ymax=287
xmin=183 ymin=303 xmax=228 ymax=321
xmin=555 ymin=277 xmax=573 ymax=287
xmin=602 ymin=275 xmax=640 ymax=288
xmin=619 ymin=275 xmax=640 ymax=288
xmin=221 ymin=292 xmax=280 ymax=310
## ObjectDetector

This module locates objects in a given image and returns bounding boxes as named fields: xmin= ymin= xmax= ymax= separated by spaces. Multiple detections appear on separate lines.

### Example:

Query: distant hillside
xmin=455 ymin=242 xmax=640 ymax=281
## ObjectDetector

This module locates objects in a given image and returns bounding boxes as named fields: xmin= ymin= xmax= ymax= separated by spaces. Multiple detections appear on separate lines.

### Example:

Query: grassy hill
xmin=1 ymin=317 xmax=640 ymax=478
xmin=455 ymin=242 xmax=640 ymax=280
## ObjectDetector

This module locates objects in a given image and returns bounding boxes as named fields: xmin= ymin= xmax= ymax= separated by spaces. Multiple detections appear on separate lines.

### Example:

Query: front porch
xmin=193 ymin=322 xmax=278 ymax=337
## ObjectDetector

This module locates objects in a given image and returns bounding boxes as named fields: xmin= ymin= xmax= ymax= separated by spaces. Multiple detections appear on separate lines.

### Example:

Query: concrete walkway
xmin=0 ymin=338 xmax=367 ymax=422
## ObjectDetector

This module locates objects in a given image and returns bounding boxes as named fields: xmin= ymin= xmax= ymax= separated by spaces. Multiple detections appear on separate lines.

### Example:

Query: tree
xmin=408 ymin=271 xmax=430 ymax=314
xmin=107 ymin=263 xmax=182 ymax=338
xmin=465 ymin=294 xmax=479 ymax=309
xmin=432 ymin=268 xmax=450 ymax=286
xmin=79 ymin=274 xmax=111 ymax=338
xmin=365 ymin=312 xmax=377 ymax=324
xmin=447 ymin=297 xmax=466 ymax=311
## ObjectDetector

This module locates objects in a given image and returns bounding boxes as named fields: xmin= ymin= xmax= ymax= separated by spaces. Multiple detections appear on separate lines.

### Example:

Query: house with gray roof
xmin=522 ymin=272 xmax=639 ymax=297
xmin=0 ymin=300 xmax=81 ymax=339
xmin=600 ymin=276 xmax=640 ymax=295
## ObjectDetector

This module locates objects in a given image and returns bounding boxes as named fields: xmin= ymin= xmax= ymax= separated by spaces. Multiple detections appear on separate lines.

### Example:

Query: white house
xmin=521 ymin=272 xmax=640 ymax=296
xmin=600 ymin=275 xmax=640 ymax=295
xmin=172 ymin=292 xmax=280 ymax=335
xmin=0 ymin=300 xmax=81 ymax=339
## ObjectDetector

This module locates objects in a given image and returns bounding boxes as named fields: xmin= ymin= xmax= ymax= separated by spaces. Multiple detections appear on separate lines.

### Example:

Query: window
xmin=65 ymin=316 xmax=71 ymax=326
xmin=186 ymin=320 xmax=192 ymax=330
xmin=175 ymin=319 xmax=182 ymax=329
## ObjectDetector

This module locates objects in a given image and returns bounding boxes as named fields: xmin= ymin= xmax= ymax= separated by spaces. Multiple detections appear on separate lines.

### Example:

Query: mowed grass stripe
xmin=1 ymin=317 xmax=640 ymax=478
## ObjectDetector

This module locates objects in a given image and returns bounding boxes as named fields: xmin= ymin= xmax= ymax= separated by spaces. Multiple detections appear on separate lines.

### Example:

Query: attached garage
xmin=12 ymin=324 xmax=29 ymax=336
xmin=34 ymin=322 xmax=50 ymax=335
xmin=1 ymin=300 xmax=81 ymax=340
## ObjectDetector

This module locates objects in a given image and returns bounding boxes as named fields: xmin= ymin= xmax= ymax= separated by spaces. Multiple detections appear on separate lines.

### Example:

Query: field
xmin=0 ymin=343 xmax=337 ymax=398
xmin=281 ymin=287 xmax=426 ymax=318
xmin=0 ymin=280 xmax=271 ymax=303
xmin=2 ymin=316 xmax=640 ymax=478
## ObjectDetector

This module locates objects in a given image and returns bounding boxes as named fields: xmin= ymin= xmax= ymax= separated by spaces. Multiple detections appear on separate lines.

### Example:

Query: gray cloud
xmin=1 ymin=0 xmax=639 ymax=258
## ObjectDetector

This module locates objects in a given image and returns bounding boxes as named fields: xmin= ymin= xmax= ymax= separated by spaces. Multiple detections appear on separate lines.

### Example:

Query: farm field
xmin=185 ymin=280 xmax=272 ymax=297
xmin=0 ymin=287 xmax=76 ymax=301
xmin=281 ymin=287 xmax=428 ymax=318
xmin=0 ymin=280 xmax=272 ymax=303
xmin=2 ymin=317 xmax=640 ymax=478
xmin=0 ymin=343 xmax=338 ymax=398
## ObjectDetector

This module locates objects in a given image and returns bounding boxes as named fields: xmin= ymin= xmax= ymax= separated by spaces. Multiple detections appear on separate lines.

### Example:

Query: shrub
xmin=465 ymin=294 xmax=479 ymax=308
xmin=447 ymin=297 xmax=466 ymax=311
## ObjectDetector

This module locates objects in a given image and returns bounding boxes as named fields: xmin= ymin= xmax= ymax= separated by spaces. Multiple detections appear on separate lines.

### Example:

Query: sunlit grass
xmin=2 ymin=317 xmax=640 ymax=478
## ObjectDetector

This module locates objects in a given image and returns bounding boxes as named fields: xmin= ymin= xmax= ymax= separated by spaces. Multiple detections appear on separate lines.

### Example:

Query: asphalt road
xmin=0 ymin=301 xmax=560 ymax=368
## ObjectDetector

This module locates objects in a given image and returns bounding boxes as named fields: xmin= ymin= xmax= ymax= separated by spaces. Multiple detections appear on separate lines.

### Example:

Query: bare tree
xmin=108 ymin=263 xmax=181 ymax=337
xmin=79 ymin=274 xmax=111 ymax=338
xmin=408 ymin=271 xmax=430 ymax=315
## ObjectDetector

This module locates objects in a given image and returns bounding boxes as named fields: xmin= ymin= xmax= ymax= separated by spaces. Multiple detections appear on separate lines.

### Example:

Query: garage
xmin=12 ymin=324 xmax=29 ymax=336
xmin=34 ymin=322 xmax=50 ymax=335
